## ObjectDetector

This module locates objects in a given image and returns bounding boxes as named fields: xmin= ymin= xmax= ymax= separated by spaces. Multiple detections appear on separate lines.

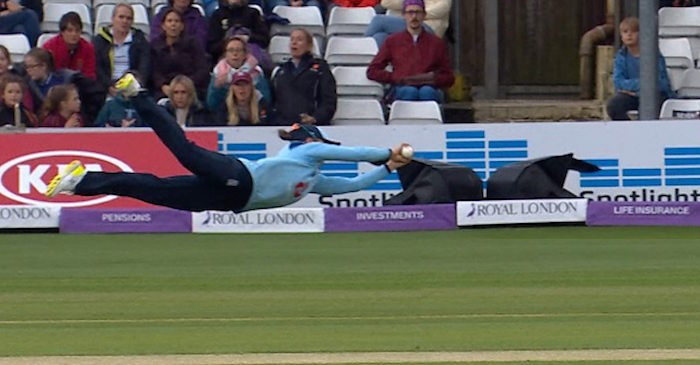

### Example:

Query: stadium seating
xmin=43 ymin=0 xmax=90 ymax=8
xmin=326 ymin=6 xmax=376 ymax=37
xmin=324 ymin=37 xmax=378 ymax=67
xmin=332 ymin=66 xmax=384 ymax=99
xmin=268 ymin=35 xmax=321 ymax=64
xmin=248 ymin=3 xmax=263 ymax=16
xmin=659 ymin=37 xmax=694 ymax=69
xmin=388 ymin=100 xmax=443 ymax=124
xmin=658 ymin=6 xmax=700 ymax=38
xmin=93 ymin=0 xmax=149 ymax=10
xmin=42 ymin=3 xmax=93 ymax=35
xmin=94 ymin=4 xmax=150 ymax=36
xmin=332 ymin=98 xmax=385 ymax=125
xmin=152 ymin=3 xmax=205 ymax=16
xmin=271 ymin=5 xmax=325 ymax=37
xmin=677 ymin=69 xmax=700 ymax=98
xmin=0 ymin=34 xmax=31 ymax=62
xmin=659 ymin=98 xmax=700 ymax=119
xmin=385 ymin=8 xmax=402 ymax=17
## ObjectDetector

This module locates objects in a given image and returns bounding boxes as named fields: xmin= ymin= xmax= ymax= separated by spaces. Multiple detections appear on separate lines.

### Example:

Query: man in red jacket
xmin=42 ymin=12 xmax=96 ymax=80
xmin=366 ymin=0 xmax=453 ymax=102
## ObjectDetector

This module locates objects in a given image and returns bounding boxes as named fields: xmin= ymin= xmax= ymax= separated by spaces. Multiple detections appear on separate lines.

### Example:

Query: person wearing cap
xmin=213 ymin=70 xmax=270 ymax=125
xmin=270 ymin=28 xmax=337 ymax=126
xmin=45 ymin=72 xmax=413 ymax=213
xmin=367 ymin=0 xmax=454 ymax=103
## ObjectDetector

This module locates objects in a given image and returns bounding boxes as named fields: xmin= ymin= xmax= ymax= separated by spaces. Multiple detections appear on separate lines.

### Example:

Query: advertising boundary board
xmin=457 ymin=199 xmax=588 ymax=226
xmin=192 ymin=208 xmax=325 ymax=233
xmin=324 ymin=204 xmax=456 ymax=232
xmin=0 ymin=205 xmax=60 ymax=228
xmin=60 ymin=208 xmax=192 ymax=233
xmin=587 ymin=201 xmax=700 ymax=226
xmin=215 ymin=121 xmax=700 ymax=207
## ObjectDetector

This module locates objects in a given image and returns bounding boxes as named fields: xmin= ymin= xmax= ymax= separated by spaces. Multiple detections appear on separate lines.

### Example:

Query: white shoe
xmin=114 ymin=72 xmax=142 ymax=98
xmin=45 ymin=160 xmax=86 ymax=198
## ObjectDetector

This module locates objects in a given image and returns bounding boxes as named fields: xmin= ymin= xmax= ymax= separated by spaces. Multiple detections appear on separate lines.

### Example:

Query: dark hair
xmin=161 ymin=8 xmax=184 ymax=28
xmin=0 ymin=45 xmax=10 ymax=64
xmin=59 ymin=11 xmax=83 ymax=32
xmin=41 ymin=84 xmax=78 ymax=120
xmin=0 ymin=74 xmax=25 ymax=95
xmin=167 ymin=0 xmax=193 ymax=7
xmin=25 ymin=48 xmax=54 ymax=72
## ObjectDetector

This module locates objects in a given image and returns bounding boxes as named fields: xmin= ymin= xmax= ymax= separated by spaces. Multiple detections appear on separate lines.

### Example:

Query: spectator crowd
xmin=0 ymin=0 xmax=455 ymax=128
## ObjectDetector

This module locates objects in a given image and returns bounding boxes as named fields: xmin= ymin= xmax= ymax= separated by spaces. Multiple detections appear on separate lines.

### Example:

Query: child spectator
xmin=39 ymin=84 xmax=83 ymax=127
xmin=162 ymin=75 xmax=212 ymax=127
xmin=149 ymin=8 xmax=209 ymax=100
xmin=0 ymin=45 xmax=34 ymax=110
xmin=0 ymin=74 xmax=37 ymax=127
xmin=366 ymin=0 xmax=453 ymax=102
xmin=94 ymin=71 xmax=145 ymax=128
xmin=42 ymin=12 xmax=96 ymax=80
xmin=606 ymin=17 xmax=674 ymax=120
xmin=23 ymin=47 xmax=105 ymax=124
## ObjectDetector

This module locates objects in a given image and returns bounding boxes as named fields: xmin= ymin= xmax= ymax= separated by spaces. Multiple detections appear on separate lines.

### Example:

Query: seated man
xmin=606 ymin=17 xmax=673 ymax=120
xmin=366 ymin=0 xmax=453 ymax=103
xmin=42 ymin=12 xmax=96 ymax=80
xmin=0 ymin=0 xmax=40 ymax=46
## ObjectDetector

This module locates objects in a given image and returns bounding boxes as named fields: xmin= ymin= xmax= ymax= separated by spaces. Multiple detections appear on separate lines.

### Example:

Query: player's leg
xmin=115 ymin=74 xmax=248 ymax=187
xmin=46 ymin=161 xmax=251 ymax=211
xmin=75 ymin=172 xmax=243 ymax=211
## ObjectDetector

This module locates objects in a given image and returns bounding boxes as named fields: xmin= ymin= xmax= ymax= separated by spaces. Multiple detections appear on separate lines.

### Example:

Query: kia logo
xmin=0 ymin=150 xmax=133 ymax=207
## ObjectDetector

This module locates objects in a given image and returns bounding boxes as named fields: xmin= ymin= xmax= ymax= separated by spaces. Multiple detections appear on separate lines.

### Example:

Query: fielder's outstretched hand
xmin=387 ymin=143 xmax=413 ymax=171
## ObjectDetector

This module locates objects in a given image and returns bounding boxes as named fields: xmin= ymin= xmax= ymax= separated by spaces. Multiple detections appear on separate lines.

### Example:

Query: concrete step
xmin=443 ymin=99 xmax=607 ymax=123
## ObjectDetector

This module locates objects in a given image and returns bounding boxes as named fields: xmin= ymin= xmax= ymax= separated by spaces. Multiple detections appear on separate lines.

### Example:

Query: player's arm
xmin=305 ymin=143 xmax=411 ymax=165
xmin=312 ymin=159 xmax=407 ymax=195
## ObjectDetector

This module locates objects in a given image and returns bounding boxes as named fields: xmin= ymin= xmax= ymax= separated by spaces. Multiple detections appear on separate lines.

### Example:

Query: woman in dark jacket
xmin=270 ymin=28 xmax=336 ymax=126
xmin=93 ymin=3 xmax=151 ymax=96
xmin=149 ymin=8 xmax=209 ymax=100
xmin=162 ymin=75 xmax=213 ymax=127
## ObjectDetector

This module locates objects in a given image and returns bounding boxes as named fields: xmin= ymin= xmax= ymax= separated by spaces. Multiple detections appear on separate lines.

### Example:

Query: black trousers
xmin=75 ymin=94 xmax=253 ymax=212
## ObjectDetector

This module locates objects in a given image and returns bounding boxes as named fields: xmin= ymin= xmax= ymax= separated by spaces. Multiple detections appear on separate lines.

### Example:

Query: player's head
xmin=278 ymin=123 xmax=340 ymax=145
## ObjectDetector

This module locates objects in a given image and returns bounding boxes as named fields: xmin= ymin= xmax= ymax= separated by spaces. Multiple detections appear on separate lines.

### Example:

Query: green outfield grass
xmin=0 ymin=227 xmax=699 ymax=357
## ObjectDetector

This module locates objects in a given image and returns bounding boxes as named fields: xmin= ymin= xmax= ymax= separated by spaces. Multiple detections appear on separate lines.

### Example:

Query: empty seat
xmin=43 ymin=0 xmax=91 ymax=8
xmin=667 ymin=68 xmax=688 ymax=92
xmin=268 ymin=35 xmax=321 ymax=64
xmin=327 ymin=6 xmax=376 ymax=37
xmin=0 ymin=34 xmax=31 ymax=61
xmin=660 ymin=37 xmax=694 ymax=69
xmin=659 ymin=98 xmax=700 ymax=119
xmin=43 ymin=3 xmax=92 ymax=35
xmin=332 ymin=98 xmax=385 ymax=125
xmin=385 ymin=8 xmax=402 ymax=17
xmin=659 ymin=7 xmax=700 ymax=38
xmin=677 ymin=69 xmax=700 ymax=98
xmin=332 ymin=66 xmax=384 ymax=99
xmin=325 ymin=37 xmax=378 ymax=67
xmin=95 ymin=4 xmax=150 ymax=36
xmin=271 ymin=5 xmax=325 ymax=37
xmin=388 ymin=100 xmax=443 ymax=125
xmin=94 ymin=0 xmax=148 ymax=10
xmin=248 ymin=3 xmax=263 ymax=16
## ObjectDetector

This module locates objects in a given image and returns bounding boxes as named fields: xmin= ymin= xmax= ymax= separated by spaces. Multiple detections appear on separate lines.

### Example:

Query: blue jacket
xmin=239 ymin=142 xmax=391 ymax=211
xmin=613 ymin=46 xmax=674 ymax=99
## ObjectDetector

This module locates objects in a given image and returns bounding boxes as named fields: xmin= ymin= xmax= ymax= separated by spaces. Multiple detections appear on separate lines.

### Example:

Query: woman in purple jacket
xmin=150 ymin=0 xmax=207 ymax=49
xmin=149 ymin=8 xmax=210 ymax=100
